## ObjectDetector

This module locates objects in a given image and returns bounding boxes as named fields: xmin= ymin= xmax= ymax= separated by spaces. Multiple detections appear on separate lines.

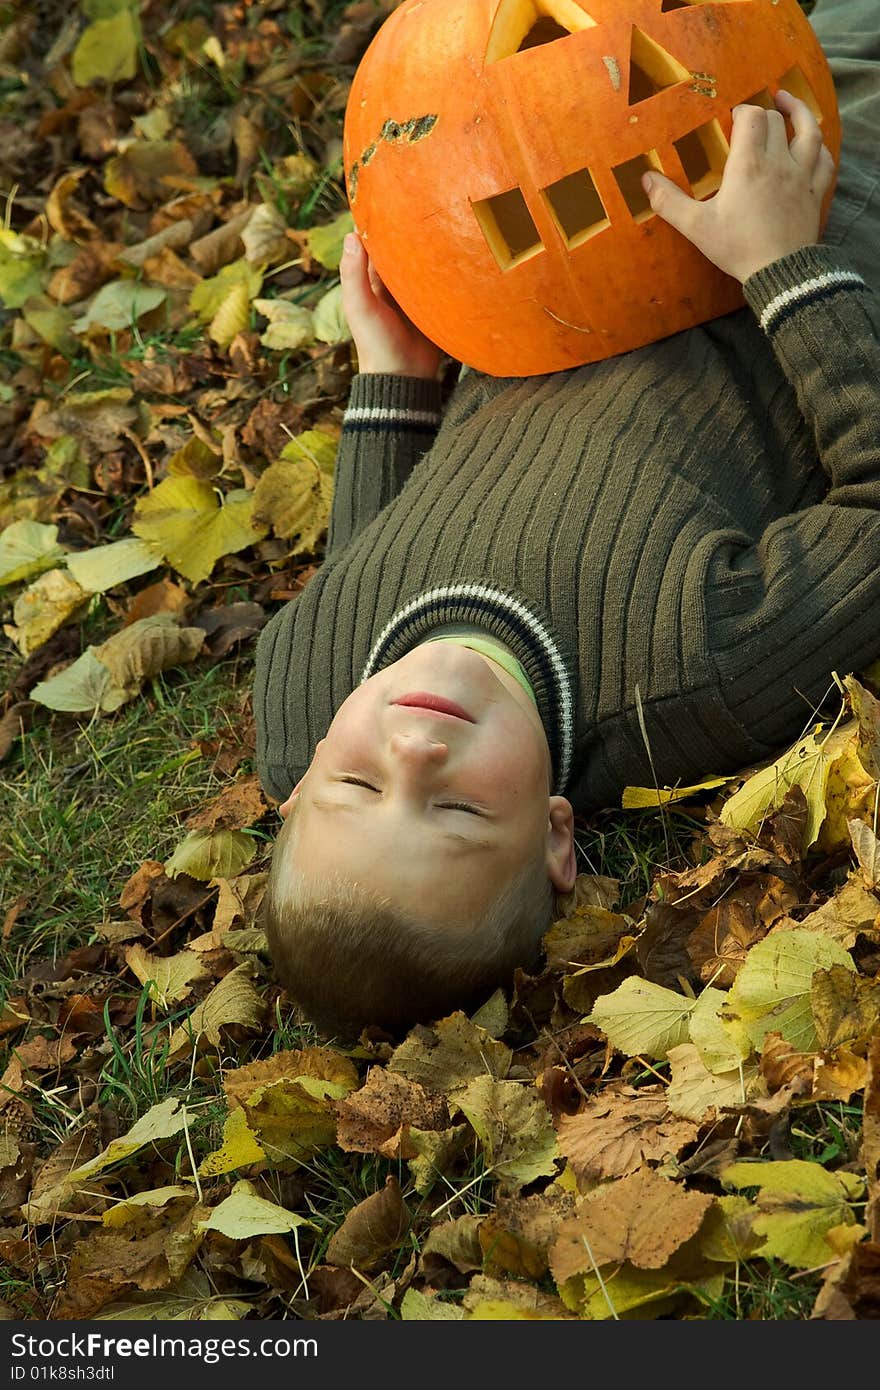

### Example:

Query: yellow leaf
xmin=208 ymin=280 xmax=251 ymax=348
xmin=586 ymin=978 xmax=696 ymax=1059
xmin=197 ymin=1179 xmax=313 ymax=1239
xmin=254 ymin=298 xmax=315 ymax=352
xmin=168 ymin=963 xmax=265 ymax=1056
xmin=401 ymin=1289 xmax=466 ymax=1320
xmin=198 ymin=1106 xmax=266 ymax=1177
xmin=251 ymin=455 xmax=333 ymax=555
xmin=123 ymin=944 xmax=206 ymax=1009
xmin=849 ymin=818 xmax=880 ymax=889
xmin=102 ymin=1186 xmax=191 ymax=1229
xmin=3 ymin=567 xmax=88 ymax=656
xmin=721 ymin=1159 xmax=864 ymax=1270
xmin=687 ymin=987 xmax=753 ymax=1074
xmin=622 ymin=774 xmax=732 ymax=809
xmin=726 ymin=928 xmax=855 ymax=1053
xmin=65 ymin=536 xmax=163 ymax=594
xmin=666 ymin=1042 xmax=759 ymax=1122
xmin=72 ymin=9 xmax=140 ymax=87
xmin=132 ymin=476 xmax=268 ymax=583
xmin=720 ymin=722 xmax=859 ymax=852
xmin=189 ymin=260 xmax=262 ymax=324
xmin=455 ymin=1076 xmax=558 ymax=1189
xmin=306 ymin=211 xmax=354 ymax=270
xmin=67 ymin=1097 xmax=187 ymax=1184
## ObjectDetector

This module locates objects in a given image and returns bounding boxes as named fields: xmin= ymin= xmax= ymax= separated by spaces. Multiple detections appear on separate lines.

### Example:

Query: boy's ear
xmin=545 ymin=796 xmax=577 ymax=893
xmin=279 ymin=740 xmax=326 ymax=818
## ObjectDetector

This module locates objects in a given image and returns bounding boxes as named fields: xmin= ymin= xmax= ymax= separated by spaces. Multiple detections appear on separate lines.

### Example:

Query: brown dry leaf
xmin=123 ymin=578 xmax=191 ymax=627
xmin=117 ymin=220 xmax=195 ymax=269
xmin=190 ymin=208 xmax=255 ymax=276
xmin=554 ymin=873 xmax=620 ymax=916
xmin=760 ymin=1033 xmax=813 ymax=1095
xmin=687 ymin=896 xmax=768 ymax=988
xmin=23 ymin=1129 xmax=101 ymax=1224
xmin=420 ymin=1215 xmax=485 ymax=1274
xmin=845 ymin=675 xmax=880 ymax=782
xmin=11 ymin=1035 xmax=77 ymax=1072
xmin=4 ymin=567 xmax=90 ymax=657
xmin=462 ymin=1274 xmax=574 ymax=1320
xmin=543 ymin=905 xmax=635 ymax=973
xmin=224 ymin=1048 xmax=359 ymax=1110
xmin=52 ymin=1200 xmax=206 ymax=1320
xmin=812 ymin=1046 xmax=868 ymax=1103
xmin=325 ymin=1175 xmax=411 ymax=1271
xmin=812 ymin=1240 xmax=880 ymax=1320
xmin=549 ymin=1169 xmax=713 ymax=1280
xmin=388 ymin=1012 xmax=512 ymax=1098
xmin=811 ymin=965 xmax=880 ymax=1052
xmin=93 ymin=615 xmax=205 ymax=700
xmin=45 ymin=168 xmax=99 ymax=241
xmin=184 ymin=775 xmax=267 ymax=834
xmin=48 ymin=242 xmax=119 ymax=305
xmin=336 ymin=1067 xmax=450 ymax=1158
xmin=479 ymin=1190 xmax=576 ymax=1280
xmin=118 ymin=860 xmax=165 ymax=922
xmin=167 ymin=962 xmax=265 ymax=1055
xmin=208 ymin=873 xmax=267 ymax=935
xmin=104 ymin=140 xmax=199 ymax=209
xmin=556 ymin=1084 xmax=699 ymax=1182
xmin=33 ymin=386 xmax=138 ymax=461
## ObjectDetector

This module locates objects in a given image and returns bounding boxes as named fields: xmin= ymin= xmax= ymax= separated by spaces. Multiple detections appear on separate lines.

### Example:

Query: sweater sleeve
xmin=325 ymin=372 xmax=443 ymax=558
xmin=704 ymin=244 xmax=880 ymax=746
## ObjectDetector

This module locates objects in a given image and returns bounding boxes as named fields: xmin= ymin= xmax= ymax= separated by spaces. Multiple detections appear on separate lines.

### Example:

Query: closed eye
xmin=339 ymin=776 xmax=378 ymax=791
xmin=340 ymin=778 xmax=482 ymax=816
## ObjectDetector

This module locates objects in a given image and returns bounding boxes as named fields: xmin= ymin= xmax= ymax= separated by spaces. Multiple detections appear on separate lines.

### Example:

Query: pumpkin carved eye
xmin=343 ymin=0 xmax=839 ymax=376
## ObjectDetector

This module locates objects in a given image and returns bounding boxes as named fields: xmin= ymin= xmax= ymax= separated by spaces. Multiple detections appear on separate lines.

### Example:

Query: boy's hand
xmin=340 ymin=232 xmax=443 ymax=378
xmin=641 ymin=90 xmax=836 ymax=284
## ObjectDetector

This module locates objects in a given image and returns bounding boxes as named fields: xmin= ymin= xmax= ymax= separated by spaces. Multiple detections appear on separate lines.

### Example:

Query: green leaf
xmin=721 ymin=1160 xmax=864 ymax=1270
xmin=456 ymin=1076 xmax=558 ymax=1189
xmin=725 ymin=928 xmax=855 ymax=1053
xmin=29 ymin=648 xmax=115 ymax=713
xmin=72 ymin=8 xmax=140 ymax=86
xmin=586 ymin=978 xmax=696 ymax=1059
xmin=189 ymin=260 xmax=263 ymax=324
xmin=719 ymin=725 xmax=854 ymax=851
xmin=0 ymin=521 xmax=65 ymax=587
xmin=66 ymin=536 xmax=163 ymax=593
xmin=73 ymin=279 xmax=166 ymax=333
xmin=165 ymin=828 xmax=257 ymax=882
xmin=306 ymin=211 xmax=354 ymax=271
xmin=312 ymin=283 xmax=351 ymax=344
xmin=198 ymin=1179 xmax=313 ymax=1239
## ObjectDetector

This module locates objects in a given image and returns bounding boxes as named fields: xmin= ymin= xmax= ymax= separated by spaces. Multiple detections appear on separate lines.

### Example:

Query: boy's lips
xmin=392 ymin=692 xmax=475 ymax=722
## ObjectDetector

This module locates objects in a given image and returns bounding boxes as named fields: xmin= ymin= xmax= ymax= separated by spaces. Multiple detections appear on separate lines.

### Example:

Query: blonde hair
xmin=262 ymin=807 xmax=556 ymax=1039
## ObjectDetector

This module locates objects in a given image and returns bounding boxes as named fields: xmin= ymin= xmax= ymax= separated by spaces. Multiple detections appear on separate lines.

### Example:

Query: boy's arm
xmin=646 ymin=91 xmax=880 ymax=743
xmin=325 ymin=370 xmax=443 ymax=557
xmin=705 ymin=246 xmax=879 ymax=745
xmin=326 ymin=231 xmax=445 ymax=556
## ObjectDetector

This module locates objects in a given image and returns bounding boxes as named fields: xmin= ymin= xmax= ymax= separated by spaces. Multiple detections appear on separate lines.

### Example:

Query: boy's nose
xmin=388 ymin=731 xmax=449 ymax=767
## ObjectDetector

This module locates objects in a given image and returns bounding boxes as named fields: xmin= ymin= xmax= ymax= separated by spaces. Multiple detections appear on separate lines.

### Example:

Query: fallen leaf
xmin=388 ymin=1012 xmax=512 ymax=1098
xmin=586 ymin=977 xmax=696 ymax=1059
xmin=456 ymin=1076 xmax=558 ymax=1189
xmin=549 ymin=1169 xmax=713 ymax=1279
xmin=335 ymin=1067 xmax=450 ymax=1158
xmin=722 ymin=1159 xmax=864 ymax=1270
xmin=325 ymin=1175 xmax=410 ymax=1271
xmin=123 ymin=945 xmax=207 ymax=1009
xmin=726 ymin=929 xmax=856 ymax=1053
xmin=4 ymin=567 xmax=89 ymax=656
xmin=198 ymin=1107 xmax=266 ymax=1178
xmin=164 ymin=829 xmax=257 ymax=882
xmin=198 ymin=1179 xmax=313 ymax=1239
xmin=132 ymin=477 xmax=269 ymax=584
xmin=556 ymin=1084 xmax=699 ymax=1182
xmin=167 ymin=963 xmax=265 ymax=1055
xmin=0 ymin=520 xmax=66 ymax=587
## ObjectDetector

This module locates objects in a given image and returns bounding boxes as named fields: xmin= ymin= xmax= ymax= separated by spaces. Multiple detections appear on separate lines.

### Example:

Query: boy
xmin=254 ymin=0 xmax=879 ymax=1039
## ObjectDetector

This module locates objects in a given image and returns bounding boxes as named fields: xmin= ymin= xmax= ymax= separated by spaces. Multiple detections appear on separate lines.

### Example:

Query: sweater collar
xmin=359 ymin=583 xmax=576 ymax=795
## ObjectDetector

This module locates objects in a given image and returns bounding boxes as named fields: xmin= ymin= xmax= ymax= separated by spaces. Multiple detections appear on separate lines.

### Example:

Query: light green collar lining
xmin=421 ymin=628 xmax=538 ymax=707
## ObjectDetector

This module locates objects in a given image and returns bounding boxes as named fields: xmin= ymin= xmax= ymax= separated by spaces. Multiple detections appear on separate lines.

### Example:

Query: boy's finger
xmin=728 ymin=103 xmax=769 ymax=167
xmin=763 ymin=107 xmax=789 ymax=159
xmin=774 ymin=88 xmax=824 ymax=166
xmin=813 ymin=143 xmax=837 ymax=200
xmin=642 ymin=171 xmax=700 ymax=238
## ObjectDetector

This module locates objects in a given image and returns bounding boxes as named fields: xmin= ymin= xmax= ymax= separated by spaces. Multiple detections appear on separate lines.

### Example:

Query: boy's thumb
xmin=642 ymin=171 xmax=696 ymax=235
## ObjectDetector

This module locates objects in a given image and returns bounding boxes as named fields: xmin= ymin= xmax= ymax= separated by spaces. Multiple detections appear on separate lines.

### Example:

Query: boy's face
xmin=278 ymin=642 xmax=577 ymax=925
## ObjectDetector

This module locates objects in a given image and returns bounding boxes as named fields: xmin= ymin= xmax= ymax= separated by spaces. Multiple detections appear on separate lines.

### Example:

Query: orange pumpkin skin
xmin=343 ymin=0 xmax=841 ymax=377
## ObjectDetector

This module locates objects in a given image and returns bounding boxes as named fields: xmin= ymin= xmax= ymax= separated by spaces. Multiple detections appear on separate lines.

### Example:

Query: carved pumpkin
xmin=343 ymin=0 xmax=841 ymax=376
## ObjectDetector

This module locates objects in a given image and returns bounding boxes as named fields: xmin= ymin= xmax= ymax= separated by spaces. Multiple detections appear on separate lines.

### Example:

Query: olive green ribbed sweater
xmin=254 ymin=245 xmax=880 ymax=811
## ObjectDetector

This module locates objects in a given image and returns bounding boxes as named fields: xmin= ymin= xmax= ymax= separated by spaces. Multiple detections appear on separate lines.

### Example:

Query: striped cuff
xmin=342 ymin=373 xmax=443 ymax=433
xmin=743 ymin=245 xmax=866 ymax=336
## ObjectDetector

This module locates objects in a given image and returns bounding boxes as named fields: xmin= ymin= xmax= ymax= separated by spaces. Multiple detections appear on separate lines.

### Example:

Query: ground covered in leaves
xmin=1 ymin=0 xmax=879 ymax=1323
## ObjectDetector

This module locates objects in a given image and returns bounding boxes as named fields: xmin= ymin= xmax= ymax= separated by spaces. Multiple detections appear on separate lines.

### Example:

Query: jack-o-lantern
xmin=343 ymin=0 xmax=841 ymax=376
